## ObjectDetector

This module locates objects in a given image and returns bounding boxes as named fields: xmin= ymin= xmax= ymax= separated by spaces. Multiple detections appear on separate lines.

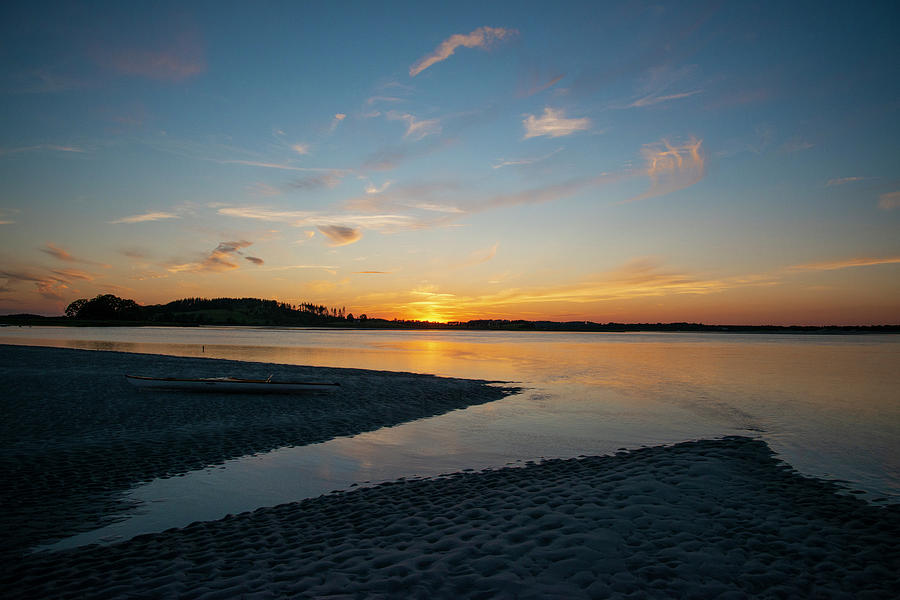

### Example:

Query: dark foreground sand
xmin=2 ymin=345 xmax=898 ymax=598
xmin=0 ymin=344 xmax=517 ymax=558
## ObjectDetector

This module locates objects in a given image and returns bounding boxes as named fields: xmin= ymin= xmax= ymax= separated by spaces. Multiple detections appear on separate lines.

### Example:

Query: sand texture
xmin=0 ymin=344 xmax=517 ymax=558
xmin=4 ymin=437 xmax=898 ymax=598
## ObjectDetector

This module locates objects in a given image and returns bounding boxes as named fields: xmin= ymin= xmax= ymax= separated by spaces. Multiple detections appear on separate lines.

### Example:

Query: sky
xmin=1 ymin=1 xmax=898 ymax=325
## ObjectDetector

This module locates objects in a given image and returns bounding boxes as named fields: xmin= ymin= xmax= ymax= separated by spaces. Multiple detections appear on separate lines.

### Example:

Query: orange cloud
xmin=40 ymin=243 xmax=76 ymax=262
xmin=0 ymin=267 xmax=89 ymax=300
xmin=51 ymin=269 xmax=95 ymax=281
xmin=168 ymin=240 xmax=253 ymax=273
xmin=410 ymin=27 xmax=516 ymax=77
xmin=787 ymin=256 xmax=900 ymax=272
xmin=317 ymin=225 xmax=362 ymax=246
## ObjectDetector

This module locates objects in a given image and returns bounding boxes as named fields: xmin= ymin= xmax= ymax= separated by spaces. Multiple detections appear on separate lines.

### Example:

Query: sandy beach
xmin=2 ymin=345 xmax=898 ymax=598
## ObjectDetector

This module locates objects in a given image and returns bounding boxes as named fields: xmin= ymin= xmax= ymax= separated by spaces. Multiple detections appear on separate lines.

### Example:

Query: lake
xmin=2 ymin=326 xmax=897 ymax=548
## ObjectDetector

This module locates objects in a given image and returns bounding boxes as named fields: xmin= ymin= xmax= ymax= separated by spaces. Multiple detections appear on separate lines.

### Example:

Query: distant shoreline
xmin=1 ymin=314 xmax=897 ymax=334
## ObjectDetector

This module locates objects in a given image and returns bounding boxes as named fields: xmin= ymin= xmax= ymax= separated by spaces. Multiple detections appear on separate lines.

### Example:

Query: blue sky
xmin=1 ymin=1 xmax=898 ymax=323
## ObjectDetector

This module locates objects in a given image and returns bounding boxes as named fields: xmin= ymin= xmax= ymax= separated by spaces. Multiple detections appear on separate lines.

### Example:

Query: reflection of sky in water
xmin=7 ymin=328 xmax=897 ymax=550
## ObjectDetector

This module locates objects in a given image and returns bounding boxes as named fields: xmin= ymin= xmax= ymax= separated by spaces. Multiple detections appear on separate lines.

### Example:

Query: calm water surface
xmin=2 ymin=326 xmax=897 ymax=549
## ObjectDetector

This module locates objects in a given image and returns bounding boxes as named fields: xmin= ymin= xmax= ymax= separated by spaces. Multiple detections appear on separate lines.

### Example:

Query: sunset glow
xmin=1 ymin=2 xmax=898 ymax=325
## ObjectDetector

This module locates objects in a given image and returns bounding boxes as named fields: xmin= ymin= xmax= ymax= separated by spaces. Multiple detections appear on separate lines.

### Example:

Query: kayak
xmin=125 ymin=374 xmax=339 ymax=393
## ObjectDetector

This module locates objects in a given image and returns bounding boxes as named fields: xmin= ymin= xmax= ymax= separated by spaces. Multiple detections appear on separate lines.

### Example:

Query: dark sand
xmin=0 ymin=344 xmax=517 ymax=558
xmin=2 ymin=345 xmax=898 ymax=598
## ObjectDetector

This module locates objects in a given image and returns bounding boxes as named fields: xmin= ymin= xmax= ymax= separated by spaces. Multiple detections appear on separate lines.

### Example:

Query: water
xmin=2 ymin=326 xmax=898 ymax=549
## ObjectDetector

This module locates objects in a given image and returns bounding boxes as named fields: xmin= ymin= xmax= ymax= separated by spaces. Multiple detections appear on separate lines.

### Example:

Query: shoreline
xmin=0 ymin=344 xmax=518 ymax=558
xmin=5 ymin=437 xmax=899 ymax=598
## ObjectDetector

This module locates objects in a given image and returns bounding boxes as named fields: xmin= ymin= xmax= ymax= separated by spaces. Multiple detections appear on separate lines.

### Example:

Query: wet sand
xmin=0 ymin=344 xmax=517 ymax=558
xmin=2 ymin=345 xmax=898 ymax=598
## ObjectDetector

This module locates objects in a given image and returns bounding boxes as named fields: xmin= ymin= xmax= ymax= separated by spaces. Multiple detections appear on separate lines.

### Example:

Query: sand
xmin=0 ymin=344 xmax=517 ymax=558
xmin=2 ymin=345 xmax=898 ymax=598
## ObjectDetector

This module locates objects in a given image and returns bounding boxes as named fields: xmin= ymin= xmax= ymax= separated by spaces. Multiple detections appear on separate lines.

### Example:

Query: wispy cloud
xmin=288 ymin=172 xmax=342 ymax=191
xmin=0 ymin=208 xmax=17 ymax=225
xmin=51 ymin=268 xmax=95 ymax=281
xmin=219 ymin=159 xmax=347 ymax=173
xmin=387 ymin=112 xmax=442 ymax=140
xmin=329 ymin=113 xmax=346 ymax=132
xmin=219 ymin=206 xmax=418 ymax=234
xmin=121 ymin=247 xmax=150 ymax=259
xmin=318 ymin=225 xmax=362 ymax=246
xmin=355 ymin=270 xmax=390 ymax=274
xmin=246 ymin=182 xmax=283 ymax=197
xmin=262 ymin=264 xmax=337 ymax=272
xmin=40 ymin=243 xmax=77 ymax=262
xmin=826 ymin=176 xmax=869 ymax=187
xmin=523 ymin=108 xmax=591 ymax=139
xmin=362 ymin=136 xmax=454 ymax=171
xmin=493 ymin=147 xmax=562 ymax=169
xmin=245 ymin=256 xmax=264 ymax=265
xmin=218 ymin=207 xmax=316 ymax=225
xmin=485 ymin=259 xmax=773 ymax=306
xmin=629 ymin=89 xmax=702 ymax=107
xmin=366 ymin=96 xmax=405 ymax=105
xmin=458 ymin=243 xmax=499 ymax=268
xmin=109 ymin=211 xmax=179 ymax=224
xmin=624 ymin=137 xmax=705 ymax=203
xmin=878 ymin=191 xmax=900 ymax=210
xmin=95 ymin=27 xmax=205 ymax=82
xmin=481 ymin=173 xmax=615 ymax=212
xmin=292 ymin=143 xmax=311 ymax=155
xmin=168 ymin=240 xmax=253 ymax=273
xmin=409 ymin=26 xmax=516 ymax=77
xmin=411 ymin=203 xmax=464 ymax=214
xmin=782 ymin=136 xmax=814 ymax=153
xmin=365 ymin=180 xmax=392 ymax=194
xmin=0 ymin=267 xmax=96 ymax=300
xmin=0 ymin=144 xmax=86 ymax=157
xmin=520 ymin=73 xmax=565 ymax=97
xmin=788 ymin=256 xmax=900 ymax=272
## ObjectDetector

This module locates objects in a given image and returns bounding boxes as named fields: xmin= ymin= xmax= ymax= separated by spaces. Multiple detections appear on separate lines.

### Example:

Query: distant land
xmin=1 ymin=295 xmax=897 ymax=333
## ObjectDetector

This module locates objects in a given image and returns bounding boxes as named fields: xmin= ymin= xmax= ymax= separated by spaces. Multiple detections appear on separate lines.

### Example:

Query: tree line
xmin=63 ymin=294 xmax=361 ymax=326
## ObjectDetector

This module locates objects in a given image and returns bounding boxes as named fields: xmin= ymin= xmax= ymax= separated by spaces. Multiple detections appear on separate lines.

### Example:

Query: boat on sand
xmin=125 ymin=374 xmax=339 ymax=393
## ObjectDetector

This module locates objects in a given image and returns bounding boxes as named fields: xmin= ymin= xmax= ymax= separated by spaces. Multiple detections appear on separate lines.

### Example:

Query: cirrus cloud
xmin=168 ymin=240 xmax=254 ymax=273
xmin=623 ymin=137 xmax=705 ymax=203
xmin=109 ymin=211 xmax=179 ymax=224
xmin=787 ymin=256 xmax=900 ymax=272
xmin=410 ymin=26 xmax=516 ymax=77
xmin=523 ymin=108 xmax=591 ymax=139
